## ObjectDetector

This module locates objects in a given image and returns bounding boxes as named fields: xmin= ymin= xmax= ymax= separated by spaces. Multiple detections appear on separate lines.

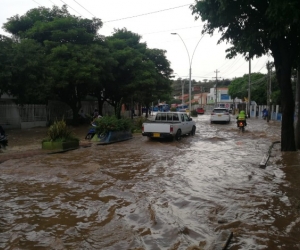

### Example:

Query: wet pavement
xmin=1 ymin=115 xmax=300 ymax=250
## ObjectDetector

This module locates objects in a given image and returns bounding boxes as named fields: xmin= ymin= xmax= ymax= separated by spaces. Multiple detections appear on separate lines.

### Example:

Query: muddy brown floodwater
xmin=0 ymin=116 xmax=300 ymax=250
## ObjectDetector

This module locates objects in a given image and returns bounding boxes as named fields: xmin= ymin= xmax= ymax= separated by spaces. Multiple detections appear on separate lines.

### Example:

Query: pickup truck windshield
xmin=183 ymin=114 xmax=189 ymax=121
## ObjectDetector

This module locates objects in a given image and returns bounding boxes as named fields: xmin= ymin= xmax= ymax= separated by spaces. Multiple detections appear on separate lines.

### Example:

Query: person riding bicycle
xmin=236 ymin=110 xmax=247 ymax=127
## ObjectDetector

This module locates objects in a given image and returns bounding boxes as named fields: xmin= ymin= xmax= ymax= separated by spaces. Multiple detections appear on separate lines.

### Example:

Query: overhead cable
xmin=142 ymin=25 xmax=202 ymax=36
xmin=103 ymin=3 xmax=192 ymax=23
xmin=60 ymin=0 xmax=83 ymax=16
xmin=222 ymin=60 xmax=247 ymax=77
xmin=73 ymin=0 xmax=96 ymax=17
xmin=32 ymin=0 xmax=41 ymax=5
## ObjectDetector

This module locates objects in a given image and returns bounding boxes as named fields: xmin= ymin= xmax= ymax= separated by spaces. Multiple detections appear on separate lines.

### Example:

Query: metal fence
xmin=0 ymin=104 xmax=48 ymax=129
xmin=0 ymin=100 xmax=157 ymax=129
xmin=19 ymin=104 xmax=47 ymax=122
xmin=0 ymin=104 xmax=20 ymax=128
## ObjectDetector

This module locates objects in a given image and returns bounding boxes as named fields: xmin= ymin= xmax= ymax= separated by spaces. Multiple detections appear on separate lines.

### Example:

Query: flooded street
xmin=1 ymin=115 xmax=300 ymax=250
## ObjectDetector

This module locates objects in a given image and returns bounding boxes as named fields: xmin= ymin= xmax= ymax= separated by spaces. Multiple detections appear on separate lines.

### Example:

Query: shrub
xmin=43 ymin=119 xmax=79 ymax=142
xmin=131 ymin=116 xmax=147 ymax=133
xmin=94 ymin=115 xmax=132 ymax=134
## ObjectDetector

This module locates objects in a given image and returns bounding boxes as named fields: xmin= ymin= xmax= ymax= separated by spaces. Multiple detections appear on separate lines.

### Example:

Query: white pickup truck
xmin=142 ymin=112 xmax=196 ymax=140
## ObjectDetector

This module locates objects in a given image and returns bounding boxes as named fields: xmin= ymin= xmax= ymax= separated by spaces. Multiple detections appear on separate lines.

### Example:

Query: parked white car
xmin=210 ymin=108 xmax=231 ymax=124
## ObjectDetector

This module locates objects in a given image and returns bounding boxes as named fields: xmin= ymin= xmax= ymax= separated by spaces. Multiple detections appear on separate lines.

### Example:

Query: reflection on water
xmin=1 ymin=116 xmax=300 ymax=249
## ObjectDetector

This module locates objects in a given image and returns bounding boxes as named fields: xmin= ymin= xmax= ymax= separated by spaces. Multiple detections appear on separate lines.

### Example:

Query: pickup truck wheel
xmin=191 ymin=126 xmax=196 ymax=136
xmin=175 ymin=129 xmax=182 ymax=141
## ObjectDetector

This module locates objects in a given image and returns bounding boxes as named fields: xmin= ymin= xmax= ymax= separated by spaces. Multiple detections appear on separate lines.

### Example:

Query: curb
xmin=259 ymin=141 xmax=280 ymax=167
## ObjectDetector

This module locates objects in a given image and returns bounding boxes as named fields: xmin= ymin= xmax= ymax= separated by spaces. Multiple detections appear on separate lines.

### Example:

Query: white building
xmin=206 ymin=86 xmax=244 ymax=111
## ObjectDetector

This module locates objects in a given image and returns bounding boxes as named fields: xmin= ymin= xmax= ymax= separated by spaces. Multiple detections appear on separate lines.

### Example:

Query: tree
xmin=192 ymin=0 xmax=300 ymax=151
xmin=229 ymin=73 xmax=269 ymax=105
xmin=0 ymin=35 xmax=50 ymax=104
xmin=105 ymin=29 xmax=173 ymax=118
xmin=0 ymin=35 xmax=14 ymax=96
xmin=137 ymin=48 xmax=173 ymax=117
xmin=3 ymin=5 xmax=106 ymax=121
xmin=104 ymin=29 xmax=147 ymax=118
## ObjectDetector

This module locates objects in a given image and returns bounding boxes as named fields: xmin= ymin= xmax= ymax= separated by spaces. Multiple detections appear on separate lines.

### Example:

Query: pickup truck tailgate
xmin=143 ymin=123 xmax=171 ymax=133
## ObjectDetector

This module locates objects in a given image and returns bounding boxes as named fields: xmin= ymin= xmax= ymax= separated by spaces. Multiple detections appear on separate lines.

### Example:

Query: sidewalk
xmin=0 ymin=125 xmax=92 ymax=163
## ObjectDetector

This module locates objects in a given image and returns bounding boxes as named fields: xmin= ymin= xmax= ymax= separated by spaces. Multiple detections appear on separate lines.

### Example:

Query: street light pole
xmin=181 ymin=79 xmax=184 ymax=105
xmin=248 ymin=55 xmax=251 ymax=117
xmin=171 ymin=33 xmax=204 ymax=115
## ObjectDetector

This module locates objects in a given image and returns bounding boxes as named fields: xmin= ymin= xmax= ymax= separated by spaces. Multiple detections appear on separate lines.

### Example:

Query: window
xmin=160 ymin=113 xmax=167 ymax=121
xmin=213 ymin=108 xmax=228 ymax=113
xmin=173 ymin=113 xmax=179 ymax=121
xmin=167 ymin=113 xmax=173 ymax=121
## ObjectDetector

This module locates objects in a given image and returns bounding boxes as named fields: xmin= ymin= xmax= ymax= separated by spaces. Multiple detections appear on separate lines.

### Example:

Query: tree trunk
xmin=272 ymin=39 xmax=296 ymax=151
xmin=138 ymin=103 xmax=142 ymax=116
xmin=96 ymin=96 xmax=105 ymax=116
xmin=295 ymin=68 xmax=300 ymax=148
xmin=71 ymin=102 xmax=81 ymax=125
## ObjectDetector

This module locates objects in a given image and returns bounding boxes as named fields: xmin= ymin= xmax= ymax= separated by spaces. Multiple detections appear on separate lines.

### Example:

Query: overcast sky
xmin=0 ymin=0 xmax=272 ymax=81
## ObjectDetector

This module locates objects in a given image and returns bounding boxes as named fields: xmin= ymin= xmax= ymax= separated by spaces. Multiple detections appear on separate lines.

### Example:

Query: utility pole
xmin=214 ymin=69 xmax=220 ymax=107
xmin=268 ymin=63 xmax=272 ymax=122
xmin=181 ymin=79 xmax=184 ymax=106
xmin=248 ymin=56 xmax=251 ymax=117
xmin=266 ymin=61 xmax=272 ymax=122
xmin=200 ymin=86 xmax=203 ymax=107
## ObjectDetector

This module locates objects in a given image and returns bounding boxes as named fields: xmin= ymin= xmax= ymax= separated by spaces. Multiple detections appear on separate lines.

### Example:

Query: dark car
xmin=196 ymin=107 xmax=205 ymax=114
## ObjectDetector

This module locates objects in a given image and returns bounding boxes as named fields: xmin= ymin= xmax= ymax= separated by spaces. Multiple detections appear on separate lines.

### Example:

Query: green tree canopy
xmin=0 ymin=35 xmax=14 ymax=96
xmin=1 ymin=6 xmax=173 ymax=121
xmin=229 ymin=73 xmax=267 ymax=104
xmin=2 ymin=5 xmax=107 ymax=119
xmin=105 ymin=29 xmax=173 ymax=118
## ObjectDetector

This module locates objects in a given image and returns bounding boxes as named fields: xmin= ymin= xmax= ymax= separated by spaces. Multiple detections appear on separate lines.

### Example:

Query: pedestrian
xmin=93 ymin=108 xmax=99 ymax=119
xmin=262 ymin=108 xmax=268 ymax=120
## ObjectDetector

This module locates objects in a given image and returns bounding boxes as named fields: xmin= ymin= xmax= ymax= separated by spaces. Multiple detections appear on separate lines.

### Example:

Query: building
xmin=206 ymin=86 xmax=243 ymax=111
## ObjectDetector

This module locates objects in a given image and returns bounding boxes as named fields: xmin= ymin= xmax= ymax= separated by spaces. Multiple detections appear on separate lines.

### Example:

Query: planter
xmin=91 ymin=130 xmax=132 ymax=145
xmin=42 ymin=141 xmax=79 ymax=150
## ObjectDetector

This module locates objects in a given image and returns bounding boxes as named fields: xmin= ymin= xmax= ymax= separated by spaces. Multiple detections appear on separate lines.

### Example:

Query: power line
xmin=142 ymin=25 xmax=202 ymax=36
xmin=217 ymin=54 xmax=242 ymax=71
xmin=103 ymin=3 xmax=192 ymax=23
xmin=32 ymin=0 xmax=41 ymax=5
xmin=252 ymin=57 xmax=262 ymax=70
xmin=222 ymin=60 xmax=247 ymax=77
xmin=73 ymin=0 xmax=96 ymax=17
xmin=48 ymin=0 xmax=55 ymax=5
xmin=257 ymin=60 xmax=269 ymax=72
xmin=221 ymin=55 xmax=244 ymax=74
xmin=60 ymin=0 xmax=83 ymax=16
